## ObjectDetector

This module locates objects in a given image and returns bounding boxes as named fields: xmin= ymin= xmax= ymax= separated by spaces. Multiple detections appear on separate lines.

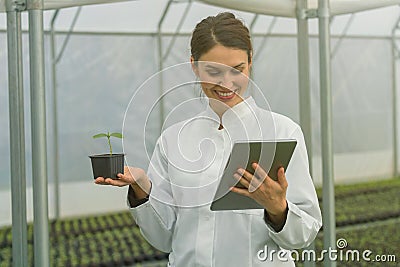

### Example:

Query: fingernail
xmin=237 ymin=168 xmax=244 ymax=175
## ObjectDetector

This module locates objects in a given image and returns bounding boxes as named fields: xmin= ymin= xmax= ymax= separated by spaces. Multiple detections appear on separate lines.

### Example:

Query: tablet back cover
xmin=210 ymin=140 xmax=297 ymax=211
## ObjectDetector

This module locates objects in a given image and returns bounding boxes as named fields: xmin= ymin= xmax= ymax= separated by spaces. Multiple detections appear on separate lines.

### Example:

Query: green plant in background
xmin=0 ymin=178 xmax=398 ymax=267
xmin=92 ymin=132 xmax=123 ymax=155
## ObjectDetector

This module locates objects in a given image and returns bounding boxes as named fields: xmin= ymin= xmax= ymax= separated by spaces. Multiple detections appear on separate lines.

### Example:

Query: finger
xmin=252 ymin=162 xmax=269 ymax=181
xmin=248 ymin=163 xmax=269 ymax=192
xmin=237 ymin=168 xmax=261 ymax=193
xmin=94 ymin=177 xmax=106 ymax=184
xmin=236 ymin=168 xmax=253 ymax=182
xmin=277 ymin=167 xmax=288 ymax=188
xmin=117 ymin=173 xmax=134 ymax=184
xmin=230 ymin=186 xmax=251 ymax=197
xmin=237 ymin=168 xmax=257 ymax=191
xmin=104 ymin=178 xmax=129 ymax=187
xmin=253 ymin=162 xmax=280 ymax=185
xmin=233 ymin=173 xmax=249 ymax=189
xmin=123 ymin=166 xmax=131 ymax=176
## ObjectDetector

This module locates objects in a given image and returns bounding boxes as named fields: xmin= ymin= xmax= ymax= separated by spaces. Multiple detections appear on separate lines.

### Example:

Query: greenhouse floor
xmin=0 ymin=178 xmax=399 ymax=267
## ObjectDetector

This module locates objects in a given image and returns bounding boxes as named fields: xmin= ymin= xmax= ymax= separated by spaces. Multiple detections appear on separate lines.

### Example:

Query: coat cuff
xmin=266 ymin=200 xmax=321 ymax=249
xmin=263 ymin=202 xmax=289 ymax=232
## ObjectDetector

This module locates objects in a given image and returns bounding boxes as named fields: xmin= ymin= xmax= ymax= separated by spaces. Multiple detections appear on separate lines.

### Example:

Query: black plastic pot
xmin=89 ymin=154 xmax=124 ymax=179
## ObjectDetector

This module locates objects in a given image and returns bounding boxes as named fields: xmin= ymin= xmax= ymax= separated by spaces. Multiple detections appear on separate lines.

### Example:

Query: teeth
xmin=217 ymin=91 xmax=235 ymax=97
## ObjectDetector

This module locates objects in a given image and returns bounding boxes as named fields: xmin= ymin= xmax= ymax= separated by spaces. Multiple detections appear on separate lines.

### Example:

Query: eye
xmin=231 ymin=68 xmax=243 ymax=75
xmin=206 ymin=70 xmax=221 ymax=76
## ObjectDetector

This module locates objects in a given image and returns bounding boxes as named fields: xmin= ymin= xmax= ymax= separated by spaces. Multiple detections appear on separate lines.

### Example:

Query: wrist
xmin=129 ymin=183 xmax=149 ymax=199
xmin=265 ymin=201 xmax=288 ymax=229
xmin=130 ymin=182 xmax=141 ymax=190
xmin=127 ymin=186 xmax=149 ymax=208
xmin=266 ymin=199 xmax=287 ymax=216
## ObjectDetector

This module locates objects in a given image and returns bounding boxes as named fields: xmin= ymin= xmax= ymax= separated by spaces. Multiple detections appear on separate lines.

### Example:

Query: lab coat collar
xmin=202 ymin=96 xmax=258 ymax=129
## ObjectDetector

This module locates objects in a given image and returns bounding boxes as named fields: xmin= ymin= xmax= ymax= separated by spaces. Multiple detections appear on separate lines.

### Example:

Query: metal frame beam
xmin=253 ymin=17 xmax=277 ymax=62
xmin=6 ymin=0 xmax=28 ymax=265
xmin=156 ymin=0 xmax=173 ymax=133
xmin=296 ymin=0 xmax=315 ymax=266
xmin=157 ymin=0 xmax=192 ymax=133
xmin=162 ymin=0 xmax=192 ymax=61
xmin=318 ymin=1 xmax=336 ymax=266
xmin=28 ymin=0 xmax=50 ymax=265
xmin=331 ymin=13 xmax=355 ymax=58
xmin=50 ymin=9 xmax=60 ymax=219
xmin=49 ymin=6 xmax=82 ymax=219
xmin=392 ymin=7 xmax=400 ymax=177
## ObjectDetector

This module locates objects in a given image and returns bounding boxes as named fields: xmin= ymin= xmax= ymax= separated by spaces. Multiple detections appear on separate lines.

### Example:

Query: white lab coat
xmin=130 ymin=97 xmax=322 ymax=267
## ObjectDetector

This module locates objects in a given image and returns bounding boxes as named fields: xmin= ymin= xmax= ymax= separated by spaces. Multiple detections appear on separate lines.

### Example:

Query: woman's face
xmin=192 ymin=44 xmax=252 ymax=110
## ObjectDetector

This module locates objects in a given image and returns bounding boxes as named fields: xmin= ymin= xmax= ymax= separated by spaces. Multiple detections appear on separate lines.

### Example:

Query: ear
xmin=190 ymin=56 xmax=199 ymax=77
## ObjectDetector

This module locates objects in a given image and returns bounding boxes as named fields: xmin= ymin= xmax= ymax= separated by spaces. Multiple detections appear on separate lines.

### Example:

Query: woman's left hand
xmin=231 ymin=162 xmax=288 ymax=225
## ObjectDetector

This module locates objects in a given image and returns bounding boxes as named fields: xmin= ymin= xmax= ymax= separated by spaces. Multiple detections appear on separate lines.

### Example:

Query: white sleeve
xmin=129 ymin=135 xmax=177 ymax=253
xmin=267 ymin=125 xmax=322 ymax=249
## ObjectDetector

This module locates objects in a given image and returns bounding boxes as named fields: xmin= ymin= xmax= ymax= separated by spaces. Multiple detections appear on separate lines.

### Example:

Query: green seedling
xmin=92 ymin=132 xmax=123 ymax=155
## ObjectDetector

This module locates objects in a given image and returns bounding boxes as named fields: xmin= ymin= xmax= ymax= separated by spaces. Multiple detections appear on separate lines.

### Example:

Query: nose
xmin=219 ymin=73 xmax=235 ymax=90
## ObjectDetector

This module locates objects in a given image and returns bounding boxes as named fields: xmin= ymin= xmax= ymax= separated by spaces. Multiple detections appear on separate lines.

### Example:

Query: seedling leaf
xmin=92 ymin=131 xmax=123 ymax=155
xmin=110 ymin=133 xmax=123 ymax=139
xmin=93 ymin=133 xmax=108 ymax=139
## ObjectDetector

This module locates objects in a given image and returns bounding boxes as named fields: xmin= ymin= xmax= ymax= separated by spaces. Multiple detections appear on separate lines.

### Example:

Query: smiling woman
xmin=95 ymin=11 xmax=322 ymax=267
xmin=193 ymin=46 xmax=251 ymax=112
xmin=190 ymin=12 xmax=253 ymax=116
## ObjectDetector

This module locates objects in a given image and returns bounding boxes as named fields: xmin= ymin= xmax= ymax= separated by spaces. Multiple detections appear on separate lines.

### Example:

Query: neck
xmin=209 ymin=102 xmax=229 ymax=119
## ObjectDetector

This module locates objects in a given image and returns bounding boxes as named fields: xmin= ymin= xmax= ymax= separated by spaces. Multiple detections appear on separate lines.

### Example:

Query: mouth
xmin=214 ymin=89 xmax=239 ymax=100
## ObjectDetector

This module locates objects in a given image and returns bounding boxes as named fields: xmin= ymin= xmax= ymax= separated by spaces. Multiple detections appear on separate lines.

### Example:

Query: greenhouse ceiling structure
xmin=2 ymin=0 xmax=400 ymax=267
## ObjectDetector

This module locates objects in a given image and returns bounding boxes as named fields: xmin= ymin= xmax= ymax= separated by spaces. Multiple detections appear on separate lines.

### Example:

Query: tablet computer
xmin=210 ymin=139 xmax=297 ymax=211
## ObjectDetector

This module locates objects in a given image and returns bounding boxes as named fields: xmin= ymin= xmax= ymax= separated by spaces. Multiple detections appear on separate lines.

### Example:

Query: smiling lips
xmin=214 ymin=89 xmax=238 ymax=100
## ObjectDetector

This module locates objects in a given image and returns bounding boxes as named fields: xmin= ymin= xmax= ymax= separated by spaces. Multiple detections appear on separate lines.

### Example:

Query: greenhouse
xmin=0 ymin=0 xmax=400 ymax=266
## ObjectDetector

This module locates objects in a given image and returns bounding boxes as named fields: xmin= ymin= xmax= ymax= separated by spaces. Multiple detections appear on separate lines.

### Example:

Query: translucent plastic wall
xmin=0 ymin=32 xmax=396 ymax=224
xmin=252 ymin=35 xmax=394 ymax=184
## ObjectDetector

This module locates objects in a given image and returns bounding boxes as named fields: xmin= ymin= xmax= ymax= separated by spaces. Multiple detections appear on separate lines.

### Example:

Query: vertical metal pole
xmin=50 ymin=9 xmax=60 ymax=219
xmin=296 ymin=1 xmax=315 ymax=267
xmin=392 ymin=41 xmax=398 ymax=178
xmin=29 ymin=2 xmax=50 ymax=266
xmin=49 ymin=8 xmax=81 ymax=219
xmin=392 ymin=14 xmax=400 ymax=178
xmin=318 ymin=1 xmax=336 ymax=266
xmin=157 ymin=0 xmax=173 ymax=134
xmin=296 ymin=0 xmax=313 ymax=187
xmin=6 ymin=2 xmax=28 ymax=266
xmin=162 ymin=0 xmax=192 ymax=61
xmin=157 ymin=29 xmax=164 ymax=135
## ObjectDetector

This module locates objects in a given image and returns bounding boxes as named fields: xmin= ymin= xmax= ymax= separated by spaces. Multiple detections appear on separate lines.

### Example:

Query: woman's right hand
xmin=94 ymin=166 xmax=151 ymax=198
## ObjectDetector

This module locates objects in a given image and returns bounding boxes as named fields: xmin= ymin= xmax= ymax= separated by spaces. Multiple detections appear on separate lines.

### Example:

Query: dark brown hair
xmin=190 ymin=12 xmax=253 ymax=64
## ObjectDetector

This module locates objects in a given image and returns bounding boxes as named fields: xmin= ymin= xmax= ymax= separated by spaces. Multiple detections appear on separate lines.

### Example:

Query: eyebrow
xmin=233 ymin=63 xmax=245 ymax=68
xmin=205 ymin=62 xmax=245 ymax=69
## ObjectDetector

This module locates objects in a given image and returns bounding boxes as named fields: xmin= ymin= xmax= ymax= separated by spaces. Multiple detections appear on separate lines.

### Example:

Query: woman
xmin=95 ymin=12 xmax=322 ymax=267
